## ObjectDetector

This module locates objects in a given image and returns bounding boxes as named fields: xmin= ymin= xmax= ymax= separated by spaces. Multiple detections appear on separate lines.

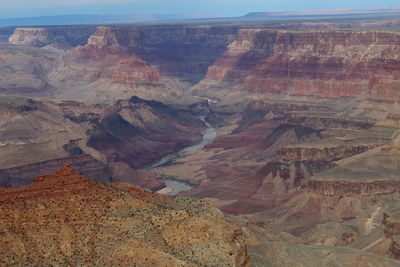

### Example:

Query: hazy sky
xmin=0 ymin=0 xmax=399 ymax=18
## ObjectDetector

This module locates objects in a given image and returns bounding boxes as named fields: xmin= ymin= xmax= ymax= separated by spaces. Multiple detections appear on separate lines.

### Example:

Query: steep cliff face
xmin=307 ymin=145 xmax=400 ymax=196
xmin=204 ymin=30 xmax=400 ymax=99
xmin=308 ymin=179 xmax=400 ymax=196
xmin=0 ymin=166 xmax=249 ymax=266
xmin=8 ymin=28 xmax=56 ymax=47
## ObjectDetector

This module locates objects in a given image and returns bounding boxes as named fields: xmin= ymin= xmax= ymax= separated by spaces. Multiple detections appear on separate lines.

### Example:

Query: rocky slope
xmin=0 ymin=165 xmax=249 ymax=266
xmin=0 ymin=44 xmax=61 ymax=94
xmin=240 ymin=192 xmax=400 ymax=266
xmin=200 ymin=30 xmax=400 ymax=101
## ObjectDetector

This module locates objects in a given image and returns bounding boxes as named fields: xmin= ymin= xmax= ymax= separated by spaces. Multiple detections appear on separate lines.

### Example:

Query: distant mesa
xmin=243 ymin=7 xmax=400 ymax=18
xmin=8 ymin=27 xmax=56 ymax=47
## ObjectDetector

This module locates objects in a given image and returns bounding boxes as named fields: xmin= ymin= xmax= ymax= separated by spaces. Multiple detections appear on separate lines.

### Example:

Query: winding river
xmin=149 ymin=115 xmax=217 ymax=196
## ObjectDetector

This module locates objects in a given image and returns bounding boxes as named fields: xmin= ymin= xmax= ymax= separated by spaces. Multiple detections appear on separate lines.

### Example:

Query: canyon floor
xmin=2 ymin=11 xmax=400 ymax=266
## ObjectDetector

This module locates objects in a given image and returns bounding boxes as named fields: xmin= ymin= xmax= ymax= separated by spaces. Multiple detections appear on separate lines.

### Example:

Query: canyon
xmin=1 ymin=13 xmax=400 ymax=266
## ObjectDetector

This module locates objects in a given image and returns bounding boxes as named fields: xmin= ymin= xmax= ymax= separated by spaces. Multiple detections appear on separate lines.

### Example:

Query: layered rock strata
xmin=66 ymin=26 xmax=161 ymax=87
xmin=204 ymin=30 xmax=400 ymax=100
xmin=278 ymin=144 xmax=372 ymax=162
xmin=308 ymin=179 xmax=400 ymax=196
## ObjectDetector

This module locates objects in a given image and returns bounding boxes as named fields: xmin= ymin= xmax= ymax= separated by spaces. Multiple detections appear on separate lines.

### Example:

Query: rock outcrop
xmin=307 ymin=146 xmax=400 ymax=196
xmin=278 ymin=144 xmax=372 ymax=162
xmin=86 ymin=26 xmax=120 ymax=47
xmin=287 ymin=115 xmax=376 ymax=130
xmin=204 ymin=30 xmax=400 ymax=100
xmin=0 ymin=165 xmax=249 ymax=266
xmin=8 ymin=27 xmax=56 ymax=47
xmin=67 ymin=26 xmax=161 ymax=86
xmin=308 ymin=179 xmax=400 ymax=196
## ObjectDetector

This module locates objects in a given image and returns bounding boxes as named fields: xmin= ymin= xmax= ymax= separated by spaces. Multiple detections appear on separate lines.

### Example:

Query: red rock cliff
xmin=205 ymin=30 xmax=400 ymax=99
xmin=67 ymin=26 xmax=161 ymax=85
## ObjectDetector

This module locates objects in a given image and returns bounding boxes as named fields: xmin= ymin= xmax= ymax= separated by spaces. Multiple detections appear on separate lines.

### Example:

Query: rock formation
xmin=0 ymin=165 xmax=249 ymax=266
xmin=86 ymin=26 xmax=120 ymax=47
xmin=278 ymin=144 xmax=373 ymax=162
xmin=64 ymin=26 xmax=162 ymax=89
xmin=203 ymin=30 xmax=400 ymax=100
xmin=8 ymin=27 xmax=56 ymax=47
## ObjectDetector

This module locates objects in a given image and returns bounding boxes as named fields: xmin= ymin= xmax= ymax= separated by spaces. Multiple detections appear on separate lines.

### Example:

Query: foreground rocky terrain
xmin=0 ymin=165 xmax=249 ymax=266
xmin=2 ymin=13 xmax=400 ymax=266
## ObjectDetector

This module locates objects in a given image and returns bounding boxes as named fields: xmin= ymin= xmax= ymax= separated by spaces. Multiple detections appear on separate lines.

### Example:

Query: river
xmin=149 ymin=115 xmax=217 ymax=196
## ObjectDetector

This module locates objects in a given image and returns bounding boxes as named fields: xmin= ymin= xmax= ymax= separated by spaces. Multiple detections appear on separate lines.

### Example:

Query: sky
xmin=0 ymin=0 xmax=399 ymax=19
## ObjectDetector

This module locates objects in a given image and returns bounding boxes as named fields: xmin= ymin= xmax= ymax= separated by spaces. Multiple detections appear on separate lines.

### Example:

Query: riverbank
xmin=148 ymin=115 xmax=217 ymax=196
